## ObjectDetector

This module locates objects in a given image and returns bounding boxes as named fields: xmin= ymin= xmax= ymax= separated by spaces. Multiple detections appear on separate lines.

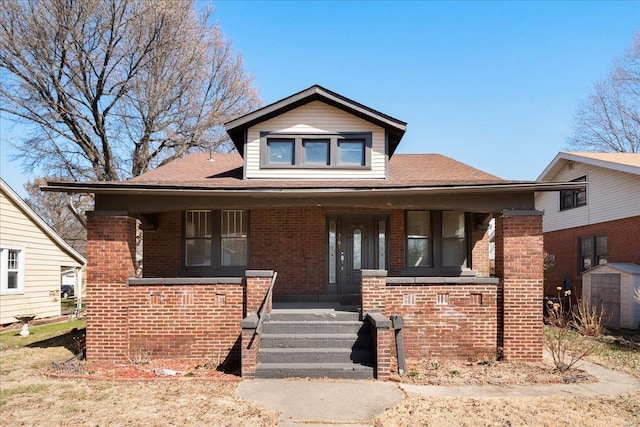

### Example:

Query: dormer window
xmin=261 ymin=132 xmax=371 ymax=169
xmin=267 ymin=139 xmax=294 ymax=165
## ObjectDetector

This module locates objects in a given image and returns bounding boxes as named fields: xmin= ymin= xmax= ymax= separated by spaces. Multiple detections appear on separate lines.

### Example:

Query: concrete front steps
xmin=255 ymin=306 xmax=375 ymax=379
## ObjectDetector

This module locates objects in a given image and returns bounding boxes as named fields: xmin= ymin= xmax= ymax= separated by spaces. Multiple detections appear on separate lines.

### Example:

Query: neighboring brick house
xmin=535 ymin=152 xmax=640 ymax=301
xmin=45 ymin=86 xmax=576 ymax=378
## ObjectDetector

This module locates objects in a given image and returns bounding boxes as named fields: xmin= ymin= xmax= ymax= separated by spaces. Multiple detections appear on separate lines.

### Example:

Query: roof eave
xmin=537 ymin=151 xmax=640 ymax=180
xmin=41 ymin=181 xmax=583 ymax=197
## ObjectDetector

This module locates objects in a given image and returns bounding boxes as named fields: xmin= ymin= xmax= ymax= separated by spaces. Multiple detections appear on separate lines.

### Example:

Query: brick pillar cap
xmin=245 ymin=270 xmax=275 ymax=277
xmin=361 ymin=269 xmax=388 ymax=277
xmin=501 ymin=209 xmax=543 ymax=217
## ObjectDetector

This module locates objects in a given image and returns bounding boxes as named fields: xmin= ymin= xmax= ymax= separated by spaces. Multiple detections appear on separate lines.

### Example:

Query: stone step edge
xmin=259 ymin=347 xmax=372 ymax=354
xmin=256 ymin=362 xmax=374 ymax=371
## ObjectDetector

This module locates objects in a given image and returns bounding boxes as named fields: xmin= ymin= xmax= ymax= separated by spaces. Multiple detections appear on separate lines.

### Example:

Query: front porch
xmin=83 ymin=206 xmax=544 ymax=379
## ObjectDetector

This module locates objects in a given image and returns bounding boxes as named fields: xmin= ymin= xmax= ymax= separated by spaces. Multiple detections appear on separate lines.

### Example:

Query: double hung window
xmin=184 ymin=210 xmax=248 ymax=272
xmin=560 ymin=176 xmax=587 ymax=211
xmin=0 ymin=246 xmax=24 ymax=294
xmin=579 ymin=235 xmax=607 ymax=272
xmin=405 ymin=211 xmax=468 ymax=271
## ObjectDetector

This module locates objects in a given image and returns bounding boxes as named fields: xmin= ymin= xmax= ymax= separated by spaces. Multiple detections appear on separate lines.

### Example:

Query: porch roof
xmin=43 ymin=152 xmax=583 ymax=195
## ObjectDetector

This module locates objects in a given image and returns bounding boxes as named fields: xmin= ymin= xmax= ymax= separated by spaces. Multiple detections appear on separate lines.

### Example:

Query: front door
xmin=337 ymin=215 xmax=376 ymax=294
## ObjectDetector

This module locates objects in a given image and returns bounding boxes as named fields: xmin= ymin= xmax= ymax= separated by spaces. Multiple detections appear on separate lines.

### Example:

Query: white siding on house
xmin=536 ymin=161 xmax=640 ymax=233
xmin=244 ymin=101 xmax=387 ymax=179
xmin=0 ymin=190 xmax=82 ymax=324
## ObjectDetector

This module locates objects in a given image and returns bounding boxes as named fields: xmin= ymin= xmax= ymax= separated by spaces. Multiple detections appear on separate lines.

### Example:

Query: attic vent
xmin=568 ymin=161 xmax=574 ymax=170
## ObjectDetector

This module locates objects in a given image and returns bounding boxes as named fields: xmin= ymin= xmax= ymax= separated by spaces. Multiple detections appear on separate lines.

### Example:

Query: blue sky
xmin=1 ymin=1 xmax=639 ymax=197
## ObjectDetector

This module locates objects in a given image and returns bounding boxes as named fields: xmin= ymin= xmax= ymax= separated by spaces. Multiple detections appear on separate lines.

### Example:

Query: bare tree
xmin=567 ymin=31 xmax=640 ymax=153
xmin=24 ymin=178 xmax=90 ymax=256
xmin=0 ymin=0 xmax=260 ymax=181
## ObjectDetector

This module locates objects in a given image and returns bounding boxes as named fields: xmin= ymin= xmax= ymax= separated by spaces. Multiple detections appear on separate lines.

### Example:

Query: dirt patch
xmin=391 ymin=358 xmax=594 ymax=386
xmin=49 ymin=357 xmax=242 ymax=381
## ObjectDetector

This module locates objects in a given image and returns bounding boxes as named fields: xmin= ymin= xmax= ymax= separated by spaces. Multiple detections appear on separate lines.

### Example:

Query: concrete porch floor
xmin=271 ymin=302 xmax=360 ymax=314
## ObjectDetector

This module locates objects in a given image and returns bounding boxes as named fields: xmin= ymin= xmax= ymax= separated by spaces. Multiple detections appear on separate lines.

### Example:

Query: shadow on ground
xmin=26 ymin=327 xmax=85 ymax=354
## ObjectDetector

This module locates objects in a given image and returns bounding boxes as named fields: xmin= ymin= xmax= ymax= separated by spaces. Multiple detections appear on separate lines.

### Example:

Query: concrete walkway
xmin=236 ymin=359 xmax=640 ymax=427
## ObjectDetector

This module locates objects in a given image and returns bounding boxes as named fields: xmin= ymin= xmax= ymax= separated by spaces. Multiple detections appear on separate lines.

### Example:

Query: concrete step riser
xmin=268 ymin=312 xmax=360 ymax=322
xmin=255 ymin=364 xmax=375 ymax=380
xmin=258 ymin=350 xmax=374 ymax=364
xmin=255 ymin=369 xmax=374 ymax=379
xmin=263 ymin=322 xmax=369 ymax=335
xmin=260 ymin=336 xmax=372 ymax=349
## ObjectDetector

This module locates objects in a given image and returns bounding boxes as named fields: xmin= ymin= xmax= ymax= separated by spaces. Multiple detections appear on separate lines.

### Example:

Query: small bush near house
xmin=544 ymin=289 xmax=608 ymax=372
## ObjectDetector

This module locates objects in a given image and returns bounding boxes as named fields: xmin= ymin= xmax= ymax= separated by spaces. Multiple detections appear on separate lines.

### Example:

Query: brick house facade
xmin=536 ymin=152 xmax=640 ymax=300
xmin=47 ymin=86 xmax=575 ymax=376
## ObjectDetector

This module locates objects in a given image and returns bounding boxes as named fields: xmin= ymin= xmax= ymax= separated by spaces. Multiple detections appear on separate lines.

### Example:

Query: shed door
xmin=591 ymin=274 xmax=621 ymax=328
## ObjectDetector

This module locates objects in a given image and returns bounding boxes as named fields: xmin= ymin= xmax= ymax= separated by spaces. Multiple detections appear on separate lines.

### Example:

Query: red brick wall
xmin=250 ymin=208 xmax=327 ymax=295
xmin=543 ymin=215 xmax=640 ymax=297
xmin=385 ymin=284 xmax=498 ymax=360
xmin=495 ymin=212 xmax=544 ymax=361
xmin=143 ymin=211 xmax=182 ymax=278
xmin=471 ymin=226 xmax=491 ymax=277
xmin=361 ymin=273 xmax=498 ymax=360
xmin=86 ymin=214 xmax=137 ymax=361
xmin=127 ymin=283 xmax=243 ymax=360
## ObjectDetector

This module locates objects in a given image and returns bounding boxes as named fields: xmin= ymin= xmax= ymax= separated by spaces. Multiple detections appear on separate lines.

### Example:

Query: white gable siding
xmin=0 ymin=190 xmax=82 ymax=324
xmin=536 ymin=161 xmax=640 ymax=233
xmin=244 ymin=101 xmax=387 ymax=179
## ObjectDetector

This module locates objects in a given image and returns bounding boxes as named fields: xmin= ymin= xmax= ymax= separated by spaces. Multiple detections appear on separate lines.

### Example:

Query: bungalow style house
xmin=536 ymin=152 xmax=640 ymax=326
xmin=0 ymin=178 xmax=85 ymax=325
xmin=44 ymin=86 xmax=578 ymax=379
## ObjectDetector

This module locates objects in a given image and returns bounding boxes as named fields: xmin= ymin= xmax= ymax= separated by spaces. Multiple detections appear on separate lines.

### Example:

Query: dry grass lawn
xmin=376 ymin=328 xmax=640 ymax=426
xmin=1 ymin=323 xmax=638 ymax=426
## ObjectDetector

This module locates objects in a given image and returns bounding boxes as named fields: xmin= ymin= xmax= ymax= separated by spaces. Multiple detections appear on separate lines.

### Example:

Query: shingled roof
xmin=126 ymin=152 xmax=504 ymax=188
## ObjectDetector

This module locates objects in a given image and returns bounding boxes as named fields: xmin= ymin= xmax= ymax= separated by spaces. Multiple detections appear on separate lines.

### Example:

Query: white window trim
xmin=1 ymin=245 xmax=26 ymax=295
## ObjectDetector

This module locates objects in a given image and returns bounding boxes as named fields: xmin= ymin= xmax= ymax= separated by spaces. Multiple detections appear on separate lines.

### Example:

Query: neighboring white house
xmin=0 ymin=178 xmax=85 ymax=325
xmin=535 ymin=152 xmax=640 ymax=312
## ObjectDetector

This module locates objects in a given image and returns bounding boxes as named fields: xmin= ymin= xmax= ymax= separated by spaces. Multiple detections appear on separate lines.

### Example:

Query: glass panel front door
xmin=331 ymin=215 xmax=386 ymax=295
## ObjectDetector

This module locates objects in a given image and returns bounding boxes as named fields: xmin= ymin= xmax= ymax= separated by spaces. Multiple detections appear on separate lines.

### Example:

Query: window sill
xmin=0 ymin=290 xmax=25 ymax=295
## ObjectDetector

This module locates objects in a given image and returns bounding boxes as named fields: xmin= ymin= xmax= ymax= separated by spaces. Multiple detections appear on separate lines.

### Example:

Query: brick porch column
xmin=245 ymin=270 xmax=274 ymax=314
xmin=86 ymin=212 xmax=137 ymax=361
xmin=495 ymin=209 xmax=544 ymax=361
xmin=361 ymin=269 xmax=387 ymax=317
xmin=241 ymin=270 xmax=274 ymax=379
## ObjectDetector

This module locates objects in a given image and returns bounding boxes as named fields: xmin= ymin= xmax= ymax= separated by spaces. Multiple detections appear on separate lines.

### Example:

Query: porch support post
xmin=86 ymin=211 xmax=137 ymax=361
xmin=245 ymin=270 xmax=274 ymax=314
xmin=361 ymin=269 xmax=387 ymax=317
xmin=367 ymin=312 xmax=392 ymax=380
xmin=241 ymin=270 xmax=274 ymax=379
xmin=495 ymin=209 xmax=544 ymax=361
xmin=241 ymin=313 xmax=259 ymax=379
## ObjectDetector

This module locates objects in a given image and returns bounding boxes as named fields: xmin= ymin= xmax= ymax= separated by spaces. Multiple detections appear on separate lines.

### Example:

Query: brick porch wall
xmin=495 ymin=210 xmax=544 ymax=361
xmin=385 ymin=282 xmax=498 ymax=360
xmin=127 ymin=282 xmax=243 ymax=361
xmin=543 ymin=215 xmax=640 ymax=298
xmin=361 ymin=272 xmax=498 ymax=361
xmin=86 ymin=213 xmax=137 ymax=361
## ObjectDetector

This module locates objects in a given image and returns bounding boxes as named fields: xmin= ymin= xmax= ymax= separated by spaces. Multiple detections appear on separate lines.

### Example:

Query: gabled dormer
xmin=225 ymin=85 xmax=407 ymax=179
